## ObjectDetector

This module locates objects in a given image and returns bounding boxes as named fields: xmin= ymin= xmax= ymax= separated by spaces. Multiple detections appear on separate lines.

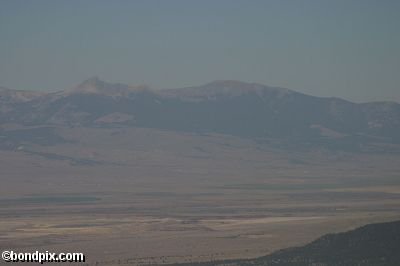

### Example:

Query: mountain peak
xmin=76 ymin=76 xmax=108 ymax=92
xmin=80 ymin=76 xmax=103 ymax=86
xmin=206 ymin=80 xmax=254 ymax=87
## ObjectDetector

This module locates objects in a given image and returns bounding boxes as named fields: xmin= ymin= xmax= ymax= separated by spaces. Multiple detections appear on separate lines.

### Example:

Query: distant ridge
xmin=61 ymin=76 xmax=151 ymax=97
xmin=1 ymin=78 xmax=400 ymax=151
xmin=162 ymin=80 xmax=294 ymax=100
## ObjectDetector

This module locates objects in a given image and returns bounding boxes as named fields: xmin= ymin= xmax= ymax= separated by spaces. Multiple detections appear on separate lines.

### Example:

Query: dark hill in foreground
xmin=166 ymin=220 xmax=400 ymax=266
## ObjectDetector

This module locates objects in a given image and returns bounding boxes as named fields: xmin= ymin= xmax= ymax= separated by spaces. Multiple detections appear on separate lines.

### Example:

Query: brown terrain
xmin=1 ymin=126 xmax=400 ymax=265
xmin=1 ymin=79 xmax=400 ymax=265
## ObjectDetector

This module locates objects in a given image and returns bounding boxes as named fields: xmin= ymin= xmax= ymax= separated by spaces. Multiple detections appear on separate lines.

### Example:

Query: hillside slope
xmin=167 ymin=220 xmax=400 ymax=266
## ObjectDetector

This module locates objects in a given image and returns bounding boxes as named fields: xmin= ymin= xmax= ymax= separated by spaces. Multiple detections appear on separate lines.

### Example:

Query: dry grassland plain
xmin=1 ymin=127 xmax=400 ymax=265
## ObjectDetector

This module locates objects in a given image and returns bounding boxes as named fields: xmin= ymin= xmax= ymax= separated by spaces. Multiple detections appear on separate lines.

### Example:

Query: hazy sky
xmin=1 ymin=0 xmax=399 ymax=102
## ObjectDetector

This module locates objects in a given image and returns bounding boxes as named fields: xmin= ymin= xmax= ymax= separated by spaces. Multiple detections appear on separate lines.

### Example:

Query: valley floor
xmin=1 ymin=127 xmax=400 ymax=265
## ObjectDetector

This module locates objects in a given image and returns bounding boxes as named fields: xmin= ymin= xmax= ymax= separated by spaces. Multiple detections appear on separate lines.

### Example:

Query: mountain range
xmin=1 ymin=77 xmax=399 ymax=151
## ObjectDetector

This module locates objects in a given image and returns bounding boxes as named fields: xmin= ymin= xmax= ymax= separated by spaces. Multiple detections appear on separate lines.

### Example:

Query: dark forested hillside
xmin=166 ymin=220 xmax=400 ymax=266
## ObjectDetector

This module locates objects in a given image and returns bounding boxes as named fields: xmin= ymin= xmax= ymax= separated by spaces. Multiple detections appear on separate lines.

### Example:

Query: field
xmin=1 ymin=126 xmax=400 ymax=265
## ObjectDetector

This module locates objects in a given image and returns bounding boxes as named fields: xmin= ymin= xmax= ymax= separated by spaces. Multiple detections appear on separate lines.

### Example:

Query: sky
xmin=0 ymin=0 xmax=399 ymax=102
